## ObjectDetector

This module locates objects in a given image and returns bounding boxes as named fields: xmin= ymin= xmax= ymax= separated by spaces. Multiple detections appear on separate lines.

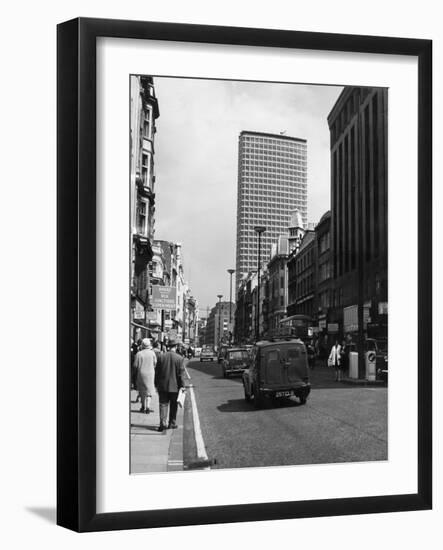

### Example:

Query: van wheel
xmin=253 ymin=386 xmax=264 ymax=409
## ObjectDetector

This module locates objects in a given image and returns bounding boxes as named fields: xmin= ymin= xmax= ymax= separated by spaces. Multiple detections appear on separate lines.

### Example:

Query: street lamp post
xmin=227 ymin=269 xmax=235 ymax=343
xmin=217 ymin=294 xmax=223 ymax=351
xmin=254 ymin=226 xmax=266 ymax=341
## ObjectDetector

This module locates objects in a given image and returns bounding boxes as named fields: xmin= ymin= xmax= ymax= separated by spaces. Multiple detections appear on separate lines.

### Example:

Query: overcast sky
xmin=152 ymin=77 xmax=342 ymax=315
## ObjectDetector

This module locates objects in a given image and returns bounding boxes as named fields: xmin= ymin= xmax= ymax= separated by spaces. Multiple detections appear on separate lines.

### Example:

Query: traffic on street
xmin=183 ymin=356 xmax=387 ymax=470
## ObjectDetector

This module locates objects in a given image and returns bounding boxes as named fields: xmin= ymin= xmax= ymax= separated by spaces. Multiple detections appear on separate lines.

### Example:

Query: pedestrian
xmin=154 ymin=339 xmax=186 ymax=432
xmin=307 ymin=340 xmax=316 ymax=369
xmin=130 ymin=338 xmax=138 ymax=389
xmin=134 ymin=338 xmax=157 ymax=413
xmin=152 ymin=339 xmax=162 ymax=360
xmin=340 ymin=339 xmax=348 ymax=374
xmin=328 ymin=339 xmax=342 ymax=381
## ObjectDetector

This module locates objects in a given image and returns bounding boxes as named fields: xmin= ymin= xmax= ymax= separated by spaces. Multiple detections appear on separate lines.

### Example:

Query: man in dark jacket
xmin=154 ymin=339 xmax=186 ymax=431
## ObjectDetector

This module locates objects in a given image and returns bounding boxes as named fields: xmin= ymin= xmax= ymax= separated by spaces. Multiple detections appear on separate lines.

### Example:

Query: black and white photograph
xmin=129 ymin=76 xmax=388 ymax=474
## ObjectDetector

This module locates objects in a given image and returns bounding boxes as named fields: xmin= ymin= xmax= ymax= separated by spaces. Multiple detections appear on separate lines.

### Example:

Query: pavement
xmin=130 ymin=389 xmax=185 ymax=473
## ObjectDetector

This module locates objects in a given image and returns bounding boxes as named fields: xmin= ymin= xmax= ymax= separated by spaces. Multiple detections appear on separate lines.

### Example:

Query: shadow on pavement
xmin=308 ymin=364 xmax=375 ymax=389
xmin=130 ymin=423 xmax=159 ymax=431
xmin=217 ymin=397 xmax=301 ymax=413
xmin=186 ymin=361 xmax=244 ymax=383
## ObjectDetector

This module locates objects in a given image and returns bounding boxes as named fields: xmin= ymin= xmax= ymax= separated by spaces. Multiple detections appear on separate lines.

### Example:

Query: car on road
xmin=217 ymin=344 xmax=229 ymax=363
xmin=366 ymin=338 xmax=388 ymax=382
xmin=242 ymin=336 xmax=311 ymax=408
xmin=200 ymin=346 xmax=216 ymax=362
xmin=221 ymin=347 xmax=250 ymax=378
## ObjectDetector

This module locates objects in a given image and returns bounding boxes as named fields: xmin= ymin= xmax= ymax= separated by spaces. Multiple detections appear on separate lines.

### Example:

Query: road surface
xmin=185 ymin=358 xmax=387 ymax=469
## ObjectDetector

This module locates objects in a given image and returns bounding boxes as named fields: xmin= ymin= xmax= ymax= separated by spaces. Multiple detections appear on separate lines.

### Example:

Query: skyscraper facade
xmin=235 ymin=131 xmax=308 ymax=289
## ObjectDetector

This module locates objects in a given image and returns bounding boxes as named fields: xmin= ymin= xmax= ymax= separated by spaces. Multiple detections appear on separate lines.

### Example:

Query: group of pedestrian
xmin=176 ymin=344 xmax=194 ymax=359
xmin=328 ymin=338 xmax=351 ymax=381
xmin=131 ymin=337 xmax=186 ymax=432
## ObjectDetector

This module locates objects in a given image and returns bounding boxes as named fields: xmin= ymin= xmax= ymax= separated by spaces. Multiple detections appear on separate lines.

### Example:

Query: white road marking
xmin=186 ymin=366 xmax=210 ymax=465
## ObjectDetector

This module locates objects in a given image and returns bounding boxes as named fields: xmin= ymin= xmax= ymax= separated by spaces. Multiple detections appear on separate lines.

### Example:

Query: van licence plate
xmin=275 ymin=390 xmax=294 ymax=398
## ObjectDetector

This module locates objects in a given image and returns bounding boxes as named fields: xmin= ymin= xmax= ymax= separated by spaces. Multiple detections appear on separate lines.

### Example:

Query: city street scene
xmin=130 ymin=76 xmax=388 ymax=473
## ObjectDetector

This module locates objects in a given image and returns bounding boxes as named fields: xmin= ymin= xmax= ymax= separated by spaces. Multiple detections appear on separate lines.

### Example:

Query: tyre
xmin=253 ymin=386 xmax=264 ymax=409
xmin=299 ymin=396 xmax=307 ymax=405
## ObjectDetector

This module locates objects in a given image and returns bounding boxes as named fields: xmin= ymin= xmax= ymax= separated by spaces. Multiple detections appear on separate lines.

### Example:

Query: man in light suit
xmin=154 ymin=339 xmax=186 ymax=432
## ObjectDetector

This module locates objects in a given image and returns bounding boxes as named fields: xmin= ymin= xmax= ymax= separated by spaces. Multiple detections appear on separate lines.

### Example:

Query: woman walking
xmin=328 ymin=339 xmax=342 ymax=381
xmin=134 ymin=338 xmax=157 ymax=413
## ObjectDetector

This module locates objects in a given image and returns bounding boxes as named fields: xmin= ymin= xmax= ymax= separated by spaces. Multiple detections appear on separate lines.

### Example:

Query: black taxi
xmin=242 ymin=334 xmax=311 ymax=408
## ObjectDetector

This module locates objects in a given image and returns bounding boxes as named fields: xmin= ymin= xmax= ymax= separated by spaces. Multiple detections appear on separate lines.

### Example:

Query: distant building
xmin=287 ymin=230 xmax=316 ymax=318
xmin=205 ymin=301 xmax=236 ymax=349
xmin=288 ymin=209 xmax=305 ymax=254
xmin=267 ymin=236 xmax=289 ymax=331
xmin=234 ymin=274 xmax=255 ymax=344
xmin=183 ymin=292 xmax=198 ymax=345
xmin=315 ymin=211 xmax=333 ymax=350
xmin=235 ymin=131 xmax=308 ymax=290
xmin=327 ymin=87 xmax=388 ymax=338
xmin=197 ymin=316 xmax=207 ymax=347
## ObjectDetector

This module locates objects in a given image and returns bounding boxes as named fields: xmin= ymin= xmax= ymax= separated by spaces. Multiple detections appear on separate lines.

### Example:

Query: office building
xmin=327 ymin=86 xmax=388 ymax=339
xmin=235 ymin=131 xmax=308 ymax=290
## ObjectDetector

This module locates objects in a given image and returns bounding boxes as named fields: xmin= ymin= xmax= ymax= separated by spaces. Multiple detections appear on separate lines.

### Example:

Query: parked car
xmin=217 ymin=344 xmax=229 ymax=363
xmin=200 ymin=346 xmax=216 ymax=362
xmin=221 ymin=347 xmax=250 ymax=378
xmin=242 ymin=337 xmax=311 ymax=408
xmin=366 ymin=338 xmax=388 ymax=382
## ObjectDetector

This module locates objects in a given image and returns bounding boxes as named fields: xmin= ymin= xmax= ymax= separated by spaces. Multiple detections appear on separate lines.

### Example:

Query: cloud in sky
xmin=152 ymin=77 xmax=342 ymax=314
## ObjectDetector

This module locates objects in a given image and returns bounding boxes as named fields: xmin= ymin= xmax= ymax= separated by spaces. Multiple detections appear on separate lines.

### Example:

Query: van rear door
xmin=281 ymin=344 xmax=308 ymax=384
xmin=263 ymin=348 xmax=283 ymax=386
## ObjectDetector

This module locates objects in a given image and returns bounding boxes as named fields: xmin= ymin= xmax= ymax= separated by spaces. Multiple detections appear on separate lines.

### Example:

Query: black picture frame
xmin=57 ymin=17 xmax=432 ymax=532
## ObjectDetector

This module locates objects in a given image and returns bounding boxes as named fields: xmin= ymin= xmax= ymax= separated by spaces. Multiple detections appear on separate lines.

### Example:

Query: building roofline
xmin=317 ymin=210 xmax=331 ymax=225
xmin=240 ymin=130 xmax=307 ymax=143
xmin=327 ymin=86 xmax=385 ymax=126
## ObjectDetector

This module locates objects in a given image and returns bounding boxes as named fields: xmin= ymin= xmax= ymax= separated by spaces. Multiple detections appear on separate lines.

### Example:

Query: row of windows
xmin=240 ymin=136 xmax=306 ymax=148
xmin=240 ymin=184 xmax=306 ymax=192
xmin=239 ymin=206 xmax=307 ymax=213
xmin=240 ymin=154 xmax=306 ymax=163
xmin=319 ymin=232 xmax=330 ymax=254
xmin=296 ymin=248 xmax=315 ymax=273
xmin=319 ymin=261 xmax=332 ymax=282
xmin=240 ymin=167 xmax=307 ymax=174
xmin=240 ymin=204 xmax=306 ymax=212
xmin=240 ymin=163 xmax=307 ymax=172
xmin=240 ymin=155 xmax=306 ymax=163
xmin=295 ymin=273 xmax=314 ymax=298
xmin=239 ymin=196 xmax=306 ymax=203
xmin=240 ymin=177 xmax=307 ymax=184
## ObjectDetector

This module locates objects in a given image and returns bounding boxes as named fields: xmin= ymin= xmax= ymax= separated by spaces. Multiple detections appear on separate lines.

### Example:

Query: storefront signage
xmin=151 ymin=286 xmax=177 ymax=310
xmin=134 ymin=310 xmax=145 ymax=320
